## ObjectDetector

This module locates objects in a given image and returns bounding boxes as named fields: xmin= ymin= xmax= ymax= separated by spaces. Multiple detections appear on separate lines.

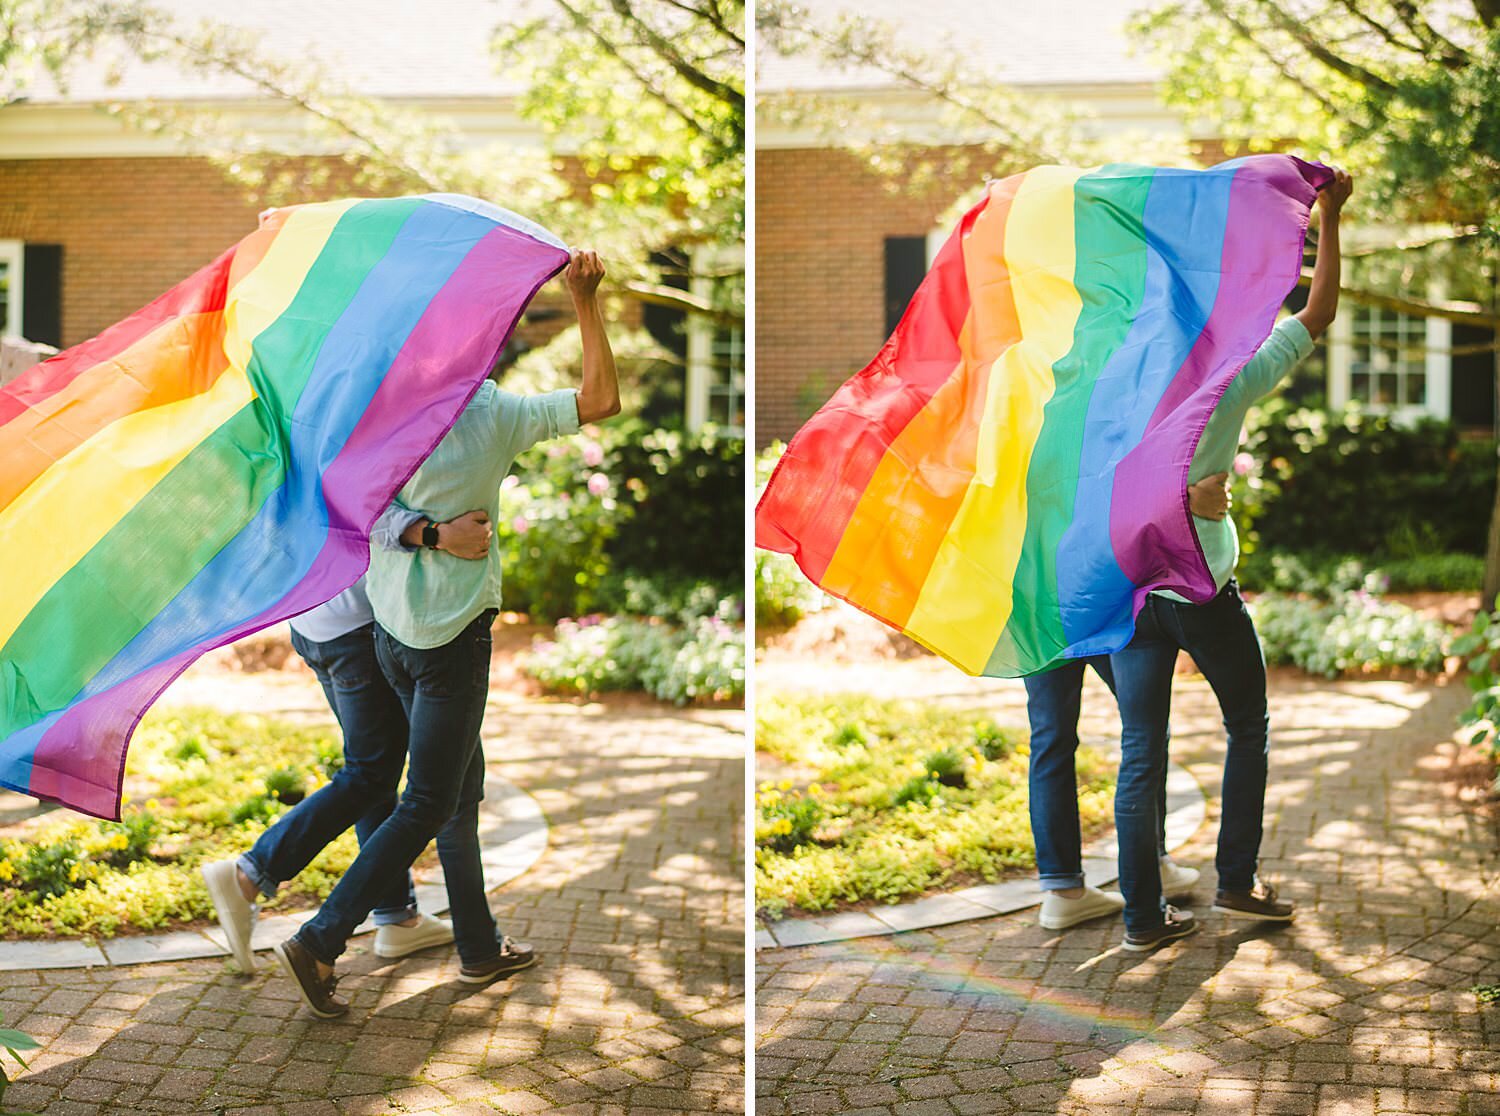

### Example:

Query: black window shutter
xmin=22 ymin=244 xmax=63 ymax=349
xmin=884 ymin=236 xmax=927 ymax=336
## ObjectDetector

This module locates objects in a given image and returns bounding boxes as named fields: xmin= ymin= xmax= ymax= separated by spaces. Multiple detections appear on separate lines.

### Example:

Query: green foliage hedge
xmin=496 ymin=420 xmax=743 ymax=621
xmin=754 ymin=695 xmax=1114 ymax=918
xmin=1235 ymin=400 xmax=1494 ymax=558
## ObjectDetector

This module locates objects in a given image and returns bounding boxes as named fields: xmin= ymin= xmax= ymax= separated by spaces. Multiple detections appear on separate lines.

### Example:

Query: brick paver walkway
xmin=1 ymin=661 xmax=746 ymax=1115
xmin=756 ymin=668 xmax=1500 ymax=1115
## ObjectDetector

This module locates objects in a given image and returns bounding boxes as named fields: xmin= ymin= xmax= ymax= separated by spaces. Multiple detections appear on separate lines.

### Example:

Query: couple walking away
xmin=201 ymin=250 xmax=620 ymax=1017
xmin=1026 ymin=169 xmax=1354 ymax=952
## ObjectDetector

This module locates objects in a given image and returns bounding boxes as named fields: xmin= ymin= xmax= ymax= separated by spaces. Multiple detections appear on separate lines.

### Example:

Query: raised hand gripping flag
xmin=0 ymin=195 xmax=569 ymax=818
xmin=756 ymin=155 xmax=1330 ymax=677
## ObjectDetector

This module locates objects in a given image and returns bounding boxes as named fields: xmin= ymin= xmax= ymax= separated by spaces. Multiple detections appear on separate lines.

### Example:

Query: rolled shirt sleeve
xmin=371 ymin=502 xmax=425 ymax=552
xmin=490 ymin=388 xmax=581 ymax=455
xmin=1223 ymin=316 xmax=1315 ymax=411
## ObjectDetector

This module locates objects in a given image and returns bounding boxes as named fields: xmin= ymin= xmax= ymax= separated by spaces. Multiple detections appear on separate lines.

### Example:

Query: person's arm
xmin=566 ymin=250 xmax=621 ymax=424
xmin=1294 ymin=167 xmax=1352 ymax=342
xmin=396 ymin=510 xmax=494 ymax=560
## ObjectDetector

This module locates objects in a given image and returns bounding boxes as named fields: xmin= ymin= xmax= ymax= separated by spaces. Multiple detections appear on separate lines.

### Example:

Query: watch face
xmin=423 ymin=523 xmax=440 ymax=548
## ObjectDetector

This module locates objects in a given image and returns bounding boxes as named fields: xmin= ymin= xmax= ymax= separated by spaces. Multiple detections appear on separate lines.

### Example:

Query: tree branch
xmin=1391 ymin=0 xmax=1470 ymax=65
xmin=603 ymin=0 xmax=745 ymax=120
xmin=1333 ymin=0 xmax=1426 ymax=56
xmin=651 ymin=0 xmax=744 ymax=49
xmin=551 ymin=0 xmax=713 ymax=140
xmin=1204 ymin=0 xmax=1344 ymax=115
xmin=1246 ymin=0 xmax=1399 ymax=94
xmin=624 ymin=279 xmax=743 ymax=325
xmin=1297 ymin=269 xmax=1500 ymax=327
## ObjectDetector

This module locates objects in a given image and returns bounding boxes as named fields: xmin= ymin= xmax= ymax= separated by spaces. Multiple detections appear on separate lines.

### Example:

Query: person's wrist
xmin=434 ymin=521 xmax=450 ymax=552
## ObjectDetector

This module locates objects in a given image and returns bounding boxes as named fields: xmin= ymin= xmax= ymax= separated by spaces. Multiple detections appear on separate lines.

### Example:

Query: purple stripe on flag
xmin=1107 ymin=156 xmax=1328 ymax=608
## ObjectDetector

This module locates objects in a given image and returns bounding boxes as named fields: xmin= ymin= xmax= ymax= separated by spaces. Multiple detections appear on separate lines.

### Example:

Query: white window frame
xmin=685 ymin=243 xmax=745 ymax=436
xmin=1328 ymin=286 xmax=1450 ymax=423
xmin=0 ymin=240 xmax=24 ymax=340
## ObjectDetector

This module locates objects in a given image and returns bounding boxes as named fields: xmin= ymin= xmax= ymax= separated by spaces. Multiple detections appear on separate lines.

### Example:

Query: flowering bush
xmin=495 ymin=421 xmax=744 ymax=621
xmin=496 ymin=429 xmax=623 ymax=620
xmin=755 ymin=781 xmax=824 ymax=854
xmin=525 ymin=613 xmax=745 ymax=705
xmin=1249 ymin=590 xmax=1450 ymax=678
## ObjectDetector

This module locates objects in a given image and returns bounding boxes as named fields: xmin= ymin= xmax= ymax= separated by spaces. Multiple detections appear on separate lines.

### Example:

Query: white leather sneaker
xmin=374 ymin=913 xmax=455 ymax=959
xmin=1038 ymin=885 xmax=1126 ymax=930
xmin=202 ymin=859 xmax=258 ymax=974
xmin=1160 ymin=856 xmax=1201 ymax=899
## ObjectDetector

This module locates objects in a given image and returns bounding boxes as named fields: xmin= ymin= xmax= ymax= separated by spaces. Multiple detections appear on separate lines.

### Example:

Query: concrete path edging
xmin=755 ymin=758 xmax=1208 ymax=950
xmin=0 ymin=773 xmax=548 ymax=971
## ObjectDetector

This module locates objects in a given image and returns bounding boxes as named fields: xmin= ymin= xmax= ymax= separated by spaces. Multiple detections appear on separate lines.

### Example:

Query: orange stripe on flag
xmin=0 ymin=313 xmax=231 ymax=514
xmin=820 ymin=177 xmax=1024 ymax=628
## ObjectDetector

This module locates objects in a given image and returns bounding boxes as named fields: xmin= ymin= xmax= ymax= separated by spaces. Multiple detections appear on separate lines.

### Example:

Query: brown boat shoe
xmin=1212 ymin=877 xmax=1296 ymax=922
xmin=273 ymin=936 xmax=349 ymax=1018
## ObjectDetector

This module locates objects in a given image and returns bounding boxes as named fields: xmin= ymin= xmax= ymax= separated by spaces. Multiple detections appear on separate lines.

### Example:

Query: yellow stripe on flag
xmin=902 ymin=167 xmax=1087 ymax=672
xmin=0 ymin=202 xmax=353 ymax=649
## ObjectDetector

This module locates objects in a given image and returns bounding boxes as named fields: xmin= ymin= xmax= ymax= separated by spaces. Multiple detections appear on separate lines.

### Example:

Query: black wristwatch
xmin=421 ymin=521 xmax=440 ymax=549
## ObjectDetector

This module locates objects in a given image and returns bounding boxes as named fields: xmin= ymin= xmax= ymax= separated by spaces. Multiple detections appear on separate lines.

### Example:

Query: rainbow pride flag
xmin=0 ymin=195 xmax=569 ymax=817
xmin=756 ymin=155 xmax=1330 ymax=677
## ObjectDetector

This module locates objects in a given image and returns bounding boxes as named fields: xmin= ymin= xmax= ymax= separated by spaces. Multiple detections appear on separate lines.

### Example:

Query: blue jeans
xmin=294 ymin=610 xmax=500 ymax=967
xmin=1110 ymin=580 xmax=1270 ymax=932
xmin=1024 ymin=657 xmax=1171 ymax=892
xmin=237 ymin=625 xmax=416 ymax=925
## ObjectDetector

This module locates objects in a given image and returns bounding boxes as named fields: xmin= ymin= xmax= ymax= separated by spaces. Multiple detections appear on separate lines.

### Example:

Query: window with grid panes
xmin=1348 ymin=305 xmax=1427 ymax=408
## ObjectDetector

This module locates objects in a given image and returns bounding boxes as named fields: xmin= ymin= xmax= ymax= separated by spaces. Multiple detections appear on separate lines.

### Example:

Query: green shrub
xmin=754 ymin=783 xmax=824 ymax=854
xmin=607 ymin=423 xmax=745 ymax=587
xmin=1238 ymin=550 xmax=1484 ymax=597
xmin=754 ymin=694 xmax=1111 ymax=918
xmin=1453 ymin=611 xmax=1500 ymax=785
xmin=524 ymin=614 xmax=745 ymax=705
xmin=0 ymin=710 xmax=357 ymax=939
xmin=494 ymin=422 xmax=744 ymax=621
xmin=1235 ymin=400 xmax=1493 ymax=558
xmin=263 ymin=766 xmax=309 ymax=805
xmin=1250 ymin=590 xmax=1449 ymax=677
xmin=495 ymin=429 xmax=623 ymax=620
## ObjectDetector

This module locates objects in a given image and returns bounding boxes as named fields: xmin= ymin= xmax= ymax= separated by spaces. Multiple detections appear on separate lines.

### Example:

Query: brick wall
xmin=0 ymin=155 xmax=581 ymax=353
xmin=754 ymin=145 xmax=972 ymax=447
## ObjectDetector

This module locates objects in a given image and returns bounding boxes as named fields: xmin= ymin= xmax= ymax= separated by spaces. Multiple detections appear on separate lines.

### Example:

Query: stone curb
xmin=0 ymin=773 xmax=549 ymax=971
xmin=755 ymin=758 xmax=1208 ymax=950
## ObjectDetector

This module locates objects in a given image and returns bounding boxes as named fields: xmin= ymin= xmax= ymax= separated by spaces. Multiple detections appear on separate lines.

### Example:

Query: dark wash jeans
xmin=295 ymin=610 xmax=499 ymax=967
xmin=1110 ymin=579 xmax=1270 ymax=933
xmin=238 ymin=625 xmax=416 ymax=924
xmin=1023 ymin=657 xmax=1171 ymax=892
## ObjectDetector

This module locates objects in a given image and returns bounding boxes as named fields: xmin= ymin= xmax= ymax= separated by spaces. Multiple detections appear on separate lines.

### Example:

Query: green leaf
xmin=0 ymin=1030 xmax=38 ymax=1052
xmin=1471 ymin=727 xmax=1492 ymax=747
xmin=1451 ymin=633 xmax=1483 ymax=656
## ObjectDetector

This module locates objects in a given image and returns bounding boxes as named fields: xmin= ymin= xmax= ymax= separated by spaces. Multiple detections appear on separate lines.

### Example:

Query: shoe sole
xmin=1212 ymin=904 xmax=1295 ymax=922
xmin=201 ymin=862 xmax=256 ymax=974
xmin=271 ymin=942 xmax=348 ymax=1019
xmin=1121 ymin=923 xmax=1199 ymax=952
xmin=457 ymin=953 xmax=540 ymax=985
xmin=375 ymin=934 xmax=456 ymax=960
xmin=1039 ymin=908 xmax=1123 ymax=931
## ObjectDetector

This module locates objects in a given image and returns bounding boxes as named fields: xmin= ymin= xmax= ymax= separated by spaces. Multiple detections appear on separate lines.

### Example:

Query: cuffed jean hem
xmin=1039 ymin=873 xmax=1085 ymax=891
xmin=236 ymin=853 xmax=417 ymax=925
xmin=236 ymin=853 xmax=275 ymax=901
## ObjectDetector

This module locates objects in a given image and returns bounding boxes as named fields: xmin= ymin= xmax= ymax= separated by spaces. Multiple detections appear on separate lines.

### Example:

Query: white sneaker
xmin=1039 ymin=885 xmax=1126 ymax=930
xmin=1160 ymin=856 xmax=1200 ymax=899
xmin=374 ymin=913 xmax=455 ymax=959
xmin=202 ymin=859 xmax=258 ymax=973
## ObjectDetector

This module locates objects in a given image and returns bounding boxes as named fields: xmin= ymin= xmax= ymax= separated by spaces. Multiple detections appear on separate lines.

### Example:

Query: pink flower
xmin=1233 ymin=452 xmax=1254 ymax=476
xmin=501 ymin=474 xmax=520 ymax=490
xmin=587 ymin=473 xmax=609 ymax=496
xmin=511 ymin=516 xmax=530 ymax=534
xmin=582 ymin=441 xmax=604 ymax=467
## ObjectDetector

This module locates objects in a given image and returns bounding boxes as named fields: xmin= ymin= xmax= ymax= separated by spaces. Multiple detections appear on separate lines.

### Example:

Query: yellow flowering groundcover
xmin=754 ymin=694 xmax=1116 ymax=920
xmin=0 ymin=708 xmax=368 ymax=939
